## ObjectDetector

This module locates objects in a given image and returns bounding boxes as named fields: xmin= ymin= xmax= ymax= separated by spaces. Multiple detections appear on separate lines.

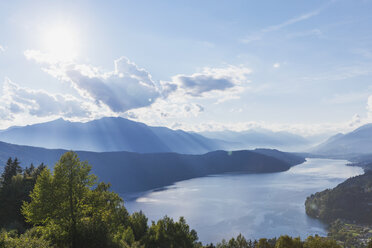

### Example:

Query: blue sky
xmin=0 ymin=0 xmax=371 ymax=135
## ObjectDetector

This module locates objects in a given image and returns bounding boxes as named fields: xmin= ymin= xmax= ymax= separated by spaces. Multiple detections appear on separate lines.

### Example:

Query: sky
xmin=0 ymin=0 xmax=372 ymax=136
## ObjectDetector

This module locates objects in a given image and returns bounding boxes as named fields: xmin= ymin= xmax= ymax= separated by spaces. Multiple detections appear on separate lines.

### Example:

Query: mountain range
xmin=311 ymin=124 xmax=372 ymax=156
xmin=3 ymin=117 xmax=372 ymax=158
xmin=0 ymin=117 xmax=318 ymax=154
xmin=0 ymin=117 xmax=223 ymax=154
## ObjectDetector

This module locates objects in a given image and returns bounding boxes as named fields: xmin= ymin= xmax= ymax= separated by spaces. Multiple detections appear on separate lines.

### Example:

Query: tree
xmin=22 ymin=151 xmax=130 ymax=248
xmin=367 ymin=238 xmax=372 ymax=248
xmin=1 ymin=158 xmax=22 ymax=186
xmin=0 ymin=159 xmax=45 ymax=231
xmin=257 ymin=238 xmax=273 ymax=248
xmin=303 ymin=236 xmax=341 ymax=248
xmin=145 ymin=216 xmax=200 ymax=248
xmin=0 ymin=228 xmax=51 ymax=248
xmin=129 ymin=211 xmax=148 ymax=241
xmin=275 ymin=235 xmax=302 ymax=248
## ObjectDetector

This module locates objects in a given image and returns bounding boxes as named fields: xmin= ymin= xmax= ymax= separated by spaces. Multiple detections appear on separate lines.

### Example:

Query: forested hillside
xmin=0 ymin=141 xmax=304 ymax=193
xmin=305 ymin=171 xmax=372 ymax=224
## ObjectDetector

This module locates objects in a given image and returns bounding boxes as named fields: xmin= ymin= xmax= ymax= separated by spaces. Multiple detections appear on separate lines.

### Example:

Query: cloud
xmin=0 ymin=45 xmax=4 ymax=53
xmin=286 ymin=29 xmax=322 ymax=39
xmin=169 ymin=65 xmax=251 ymax=97
xmin=125 ymin=111 xmax=364 ymax=137
xmin=23 ymin=50 xmax=257 ymax=132
xmin=350 ymin=114 xmax=361 ymax=128
xmin=65 ymin=57 xmax=161 ymax=112
xmin=273 ymin=63 xmax=280 ymax=68
xmin=25 ymin=53 xmax=163 ymax=113
xmin=367 ymin=95 xmax=372 ymax=115
xmin=26 ymin=50 xmax=252 ymax=112
xmin=263 ymin=10 xmax=321 ymax=33
xmin=2 ymin=78 xmax=92 ymax=118
xmin=240 ymin=2 xmax=333 ymax=44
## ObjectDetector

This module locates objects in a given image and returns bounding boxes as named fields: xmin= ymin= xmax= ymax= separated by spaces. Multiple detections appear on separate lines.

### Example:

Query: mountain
xmin=0 ymin=117 xmax=222 ymax=154
xmin=311 ymin=123 xmax=372 ymax=156
xmin=199 ymin=129 xmax=312 ymax=151
xmin=0 ymin=141 xmax=305 ymax=194
xmin=253 ymin=148 xmax=306 ymax=165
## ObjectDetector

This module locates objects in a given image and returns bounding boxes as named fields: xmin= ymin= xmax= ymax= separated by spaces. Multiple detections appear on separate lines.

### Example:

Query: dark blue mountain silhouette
xmin=0 ymin=141 xmax=304 ymax=194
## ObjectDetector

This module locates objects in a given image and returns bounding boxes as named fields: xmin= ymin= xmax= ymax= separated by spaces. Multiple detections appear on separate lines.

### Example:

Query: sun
xmin=43 ymin=25 xmax=79 ymax=61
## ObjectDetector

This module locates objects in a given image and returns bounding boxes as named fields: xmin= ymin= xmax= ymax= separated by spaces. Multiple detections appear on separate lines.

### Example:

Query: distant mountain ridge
xmin=199 ymin=129 xmax=313 ymax=151
xmin=0 ymin=117 xmax=223 ymax=154
xmin=0 ymin=141 xmax=305 ymax=194
xmin=311 ymin=123 xmax=372 ymax=156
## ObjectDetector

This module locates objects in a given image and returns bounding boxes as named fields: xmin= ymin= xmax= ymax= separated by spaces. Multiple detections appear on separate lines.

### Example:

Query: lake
xmin=124 ymin=158 xmax=363 ymax=243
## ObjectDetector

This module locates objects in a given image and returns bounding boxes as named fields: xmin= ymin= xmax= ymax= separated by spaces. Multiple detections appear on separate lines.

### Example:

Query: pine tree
xmin=1 ymin=157 xmax=22 ymax=186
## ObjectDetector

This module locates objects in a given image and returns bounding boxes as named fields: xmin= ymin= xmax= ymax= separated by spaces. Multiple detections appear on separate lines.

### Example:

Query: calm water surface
xmin=124 ymin=158 xmax=363 ymax=243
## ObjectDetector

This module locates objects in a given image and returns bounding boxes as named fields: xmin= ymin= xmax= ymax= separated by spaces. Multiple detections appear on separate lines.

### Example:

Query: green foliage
xmin=368 ymin=238 xmax=372 ymax=248
xmin=216 ymin=234 xmax=256 ymax=248
xmin=0 ymin=228 xmax=51 ymax=248
xmin=129 ymin=211 xmax=148 ymax=241
xmin=0 ymin=158 xmax=45 ymax=231
xmin=327 ymin=219 xmax=370 ymax=248
xmin=1 ymin=158 xmax=22 ymax=186
xmin=303 ymin=235 xmax=340 ymax=248
xmin=18 ymin=152 xmax=205 ymax=248
xmin=274 ymin=235 xmax=301 ymax=248
xmin=145 ymin=216 xmax=200 ymax=248
xmin=22 ymin=151 xmax=132 ymax=247
xmin=215 ymin=235 xmax=341 ymax=248
xmin=257 ymin=238 xmax=274 ymax=248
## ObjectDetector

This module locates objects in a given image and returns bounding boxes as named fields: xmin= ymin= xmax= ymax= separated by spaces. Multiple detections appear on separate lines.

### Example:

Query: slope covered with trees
xmin=305 ymin=171 xmax=372 ymax=224
xmin=0 ymin=141 xmax=305 ymax=194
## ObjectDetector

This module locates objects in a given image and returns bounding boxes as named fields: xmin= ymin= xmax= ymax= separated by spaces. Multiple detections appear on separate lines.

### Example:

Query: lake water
xmin=124 ymin=158 xmax=363 ymax=243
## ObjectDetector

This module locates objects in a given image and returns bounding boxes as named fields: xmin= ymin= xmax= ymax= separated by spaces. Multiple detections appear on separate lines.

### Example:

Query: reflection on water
xmin=124 ymin=158 xmax=363 ymax=243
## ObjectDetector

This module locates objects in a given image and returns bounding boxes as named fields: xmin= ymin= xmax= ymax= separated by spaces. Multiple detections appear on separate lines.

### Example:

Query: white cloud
xmin=0 ymin=45 xmax=4 ymax=53
xmin=26 ymin=50 xmax=253 ymax=114
xmin=127 ymin=99 xmax=206 ymax=124
xmin=367 ymin=95 xmax=372 ymax=116
xmin=125 ymin=112 xmax=365 ymax=137
xmin=25 ymin=52 xmax=163 ymax=113
xmin=241 ymin=10 xmax=321 ymax=43
xmin=65 ymin=57 xmax=161 ymax=112
xmin=240 ymin=1 xmax=334 ymax=44
xmin=273 ymin=63 xmax=280 ymax=68
xmin=1 ymin=78 xmax=96 ymax=119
